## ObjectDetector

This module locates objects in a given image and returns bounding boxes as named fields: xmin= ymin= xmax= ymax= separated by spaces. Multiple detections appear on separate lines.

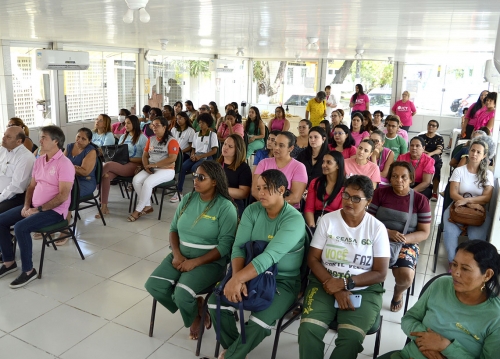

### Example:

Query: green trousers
xmin=298 ymin=278 xmax=384 ymax=359
xmin=378 ymin=350 xmax=405 ymax=359
xmin=145 ymin=252 xmax=225 ymax=327
xmin=246 ymin=139 xmax=265 ymax=159
xmin=208 ymin=276 xmax=300 ymax=359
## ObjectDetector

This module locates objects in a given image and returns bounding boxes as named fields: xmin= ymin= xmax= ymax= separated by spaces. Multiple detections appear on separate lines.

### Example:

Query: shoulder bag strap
xmin=402 ymin=189 xmax=414 ymax=235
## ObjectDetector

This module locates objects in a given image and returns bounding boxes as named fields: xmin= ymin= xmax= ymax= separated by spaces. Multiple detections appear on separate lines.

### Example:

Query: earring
xmin=481 ymin=282 xmax=486 ymax=292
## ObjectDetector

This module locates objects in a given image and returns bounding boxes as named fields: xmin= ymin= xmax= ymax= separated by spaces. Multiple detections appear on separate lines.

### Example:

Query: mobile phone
xmin=334 ymin=294 xmax=362 ymax=308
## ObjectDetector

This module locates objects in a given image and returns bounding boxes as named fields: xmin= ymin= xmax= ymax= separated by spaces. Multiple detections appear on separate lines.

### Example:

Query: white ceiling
xmin=1 ymin=0 xmax=500 ymax=63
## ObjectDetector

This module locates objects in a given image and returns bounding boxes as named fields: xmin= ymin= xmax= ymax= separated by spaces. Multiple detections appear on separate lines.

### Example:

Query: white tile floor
xmin=0 ymin=161 xmax=452 ymax=359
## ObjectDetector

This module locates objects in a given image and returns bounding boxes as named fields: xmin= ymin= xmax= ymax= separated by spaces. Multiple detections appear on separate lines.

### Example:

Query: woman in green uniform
xmin=209 ymin=169 xmax=306 ymax=359
xmin=144 ymin=160 xmax=238 ymax=340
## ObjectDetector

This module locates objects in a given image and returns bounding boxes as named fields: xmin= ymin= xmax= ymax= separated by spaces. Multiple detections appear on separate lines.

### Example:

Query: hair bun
xmin=284 ymin=189 xmax=291 ymax=198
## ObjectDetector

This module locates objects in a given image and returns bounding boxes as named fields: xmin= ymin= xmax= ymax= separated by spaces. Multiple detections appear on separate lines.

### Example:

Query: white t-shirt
xmin=325 ymin=93 xmax=337 ymax=118
xmin=171 ymin=127 xmax=195 ymax=151
xmin=311 ymin=209 xmax=390 ymax=290
xmin=450 ymin=165 xmax=494 ymax=197
xmin=192 ymin=131 xmax=218 ymax=154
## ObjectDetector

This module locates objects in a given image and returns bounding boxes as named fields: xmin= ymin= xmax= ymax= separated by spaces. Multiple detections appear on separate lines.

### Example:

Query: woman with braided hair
xmin=144 ymin=160 xmax=238 ymax=340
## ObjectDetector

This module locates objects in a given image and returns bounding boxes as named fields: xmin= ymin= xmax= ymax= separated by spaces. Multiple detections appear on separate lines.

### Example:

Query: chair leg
xmin=433 ymin=226 xmax=442 ymax=273
xmin=158 ymin=188 xmax=167 ymax=221
xmin=38 ymin=234 xmax=47 ymax=279
xmin=118 ymin=182 xmax=126 ymax=199
xmin=411 ymin=270 xmax=416 ymax=296
xmin=271 ymin=317 xmax=286 ymax=359
xmin=196 ymin=293 xmax=212 ymax=356
xmin=214 ymin=340 xmax=221 ymax=358
xmin=72 ymin=230 xmax=85 ymax=260
xmin=403 ymin=286 xmax=411 ymax=314
xmin=373 ymin=316 xmax=383 ymax=359
xmin=128 ymin=188 xmax=135 ymax=213
xmin=149 ymin=299 xmax=157 ymax=337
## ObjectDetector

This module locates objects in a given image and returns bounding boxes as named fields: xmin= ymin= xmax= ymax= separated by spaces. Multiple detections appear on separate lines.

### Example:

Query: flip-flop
xmin=390 ymin=299 xmax=403 ymax=312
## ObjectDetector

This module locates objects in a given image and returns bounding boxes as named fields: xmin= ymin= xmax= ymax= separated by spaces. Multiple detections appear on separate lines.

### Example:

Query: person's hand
xmin=190 ymin=154 xmax=197 ymax=161
xmin=455 ymin=199 xmax=468 ymax=207
xmin=172 ymin=254 xmax=187 ymax=268
xmin=144 ymin=164 xmax=155 ymax=174
xmin=21 ymin=206 xmax=31 ymax=218
xmin=388 ymin=229 xmax=406 ymax=243
xmin=411 ymin=328 xmax=451 ymax=352
xmin=421 ymin=350 xmax=446 ymax=359
xmin=225 ymin=119 xmax=232 ymax=127
xmin=248 ymin=137 xmax=255 ymax=143
xmin=333 ymin=290 xmax=355 ymax=310
xmin=177 ymin=258 xmax=199 ymax=272
xmin=323 ymin=278 xmax=345 ymax=295
xmin=224 ymin=277 xmax=246 ymax=303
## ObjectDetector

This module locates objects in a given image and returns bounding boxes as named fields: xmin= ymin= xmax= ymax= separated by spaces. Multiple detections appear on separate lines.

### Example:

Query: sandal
xmin=127 ymin=213 xmax=141 ymax=222
xmin=141 ymin=207 xmax=154 ymax=215
xmin=55 ymin=231 xmax=71 ymax=246
xmin=390 ymin=298 xmax=403 ymax=312
xmin=95 ymin=208 xmax=109 ymax=219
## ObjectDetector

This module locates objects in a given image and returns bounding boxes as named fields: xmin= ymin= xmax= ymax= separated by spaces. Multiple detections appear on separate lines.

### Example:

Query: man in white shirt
xmin=325 ymin=85 xmax=338 ymax=119
xmin=0 ymin=127 xmax=35 ymax=213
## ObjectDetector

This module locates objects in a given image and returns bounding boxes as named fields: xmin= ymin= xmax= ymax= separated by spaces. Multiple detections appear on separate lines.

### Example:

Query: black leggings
xmin=411 ymin=183 xmax=432 ymax=199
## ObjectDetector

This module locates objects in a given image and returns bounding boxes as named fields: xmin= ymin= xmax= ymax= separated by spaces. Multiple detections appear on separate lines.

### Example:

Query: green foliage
xmin=253 ymin=61 xmax=265 ymax=82
xmin=170 ymin=60 xmax=210 ymax=80
xmin=350 ymin=61 xmax=394 ymax=92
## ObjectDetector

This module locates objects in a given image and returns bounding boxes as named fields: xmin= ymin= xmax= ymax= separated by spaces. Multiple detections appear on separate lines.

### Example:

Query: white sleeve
xmin=486 ymin=170 xmax=494 ymax=187
xmin=0 ymin=151 xmax=35 ymax=203
xmin=372 ymin=220 xmax=390 ymax=258
xmin=450 ymin=165 xmax=462 ymax=182
xmin=188 ymin=128 xmax=195 ymax=142
xmin=210 ymin=132 xmax=218 ymax=148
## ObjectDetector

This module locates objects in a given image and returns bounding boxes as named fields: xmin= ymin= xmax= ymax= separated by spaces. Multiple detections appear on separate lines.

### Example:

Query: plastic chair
xmin=33 ymin=179 xmax=85 ymax=279
xmin=76 ymin=156 xmax=106 ymax=225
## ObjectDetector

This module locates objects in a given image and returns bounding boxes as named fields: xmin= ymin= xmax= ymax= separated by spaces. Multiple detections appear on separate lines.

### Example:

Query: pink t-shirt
xmin=465 ymin=103 xmax=480 ymax=126
xmin=397 ymin=153 xmax=435 ymax=183
xmin=392 ymin=100 xmax=416 ymax=127
xmin=217 ymin=123 xmax=244 ymax=140
xmin=328 ymin=145 xmax=356 ymax=159
xmin=32 ymin=150 xmax=76 ymax=217
xmin=255 ymin=157 xmax=308 ymax=209
xmin=344 ymin=157 xmax=381 ymax=184
xmin=473 ymin=107 xmax=496 ymax=130
xmin=305 ymin=178 xmax=343 ymax=214
xmin=351 ymin=94 xmax=370 ymax=112
xmin=111 ymin=122 xmax=127 ymax=135
xmin=351 ymin=131 xmax=370 ymax=146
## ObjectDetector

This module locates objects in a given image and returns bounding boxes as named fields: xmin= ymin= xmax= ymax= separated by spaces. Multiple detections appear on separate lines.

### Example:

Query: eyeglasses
xmin=428 ymin=124 xmax=437 ymax=127
xmin=192 ymin=173 xmax=209 ymax=181
xmin=341 ymin=191 xmax=367 ymax=203
xmin=333 ymin=132 xmax=345 ymax=136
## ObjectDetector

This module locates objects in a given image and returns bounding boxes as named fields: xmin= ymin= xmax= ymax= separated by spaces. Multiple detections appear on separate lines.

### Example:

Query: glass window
xmin=10 ymin=47 xmax=52 ymax=127
xmin=64 ymin=51 xmax=137 ymax=122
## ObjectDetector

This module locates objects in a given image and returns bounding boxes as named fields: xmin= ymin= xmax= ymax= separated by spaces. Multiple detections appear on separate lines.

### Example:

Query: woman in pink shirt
xmin=268 ymin=106 xmax=290 ymax=132
xmin=344 ymin=139 xmax=381 ymax=189
xmin=350 ymin=112 xmax=370 ymax=146
xmin=330 ymin=124 xmax=357 ymax=159
xmin=349 ymin=84 xmax=370 ymax=112
xmin=463 ymin=90 xmax=488 ymax=138
xmin=111 ymin=109 xmax=130 ymax=138
xmin=216 ymin=109 xmax=244 ymax=142
xmin=391 ymin=91 xmax=417 ymax=131
xmin=473 ymin=92 xmax=496 ymax=132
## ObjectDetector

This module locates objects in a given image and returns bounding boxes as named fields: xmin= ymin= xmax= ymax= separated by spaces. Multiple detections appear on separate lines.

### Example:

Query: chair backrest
xmin=68 ymin=178 xmax=80 ymax=212
xmin=174 ymin=152 xmax=183 ymax=174
xmin=451 ymin=143 xmax=466 ymax=159
xmin=418 ymin=273 xmax=451 ymax=299
xmin=243 ymin=132 xmax=249 ymax=147
xmin=441 ymin=182 xmax=453 ymax=215
xmin=299 ymin=225 xmax=313 ymax=294
xmin=263 ymin=125 xmax=270 ymax=145
xmin=95 ymin=155 xmax=103 ymax=186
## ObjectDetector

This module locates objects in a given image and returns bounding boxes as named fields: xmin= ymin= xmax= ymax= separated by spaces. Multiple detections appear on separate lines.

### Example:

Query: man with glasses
xmin=383 ymin=116 xmax=408 ymax=159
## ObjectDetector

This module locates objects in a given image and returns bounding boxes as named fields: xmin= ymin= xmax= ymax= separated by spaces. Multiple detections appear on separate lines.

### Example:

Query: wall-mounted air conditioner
xmin=484 ymin=59 xmax=500 ymax=85
xmin=209 ymin=59 xmax=234 ymax=72
xmin=36 ymin=50 xmax=90 ymax=70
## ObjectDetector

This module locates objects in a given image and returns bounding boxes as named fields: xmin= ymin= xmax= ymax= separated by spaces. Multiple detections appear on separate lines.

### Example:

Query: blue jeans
xmin=0 ymin=205 xmax=63 ymax=272
xmin=178 ymin=158 xmax=206 ymax=192
xmin=443 ymin=205 xmax=492 ymax=263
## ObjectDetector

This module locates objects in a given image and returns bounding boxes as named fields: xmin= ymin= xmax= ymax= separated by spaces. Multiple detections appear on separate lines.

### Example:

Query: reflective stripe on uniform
xmin=300 ymin=318 xmax=329 ymax=329
xmin=180 ymin=240 xmax=217 ymax=250
xmin=149 ymin=276 xmax=175 ymax=285
xmin=176 ymin=283 xmax=197 ymax=297
xmin=208 ymin=304 xmax=236 ymax=312
xmin=338 ymin=323 xmax=366 ymax=338
xmin=249 ymin=315 xmax=273 ymax=330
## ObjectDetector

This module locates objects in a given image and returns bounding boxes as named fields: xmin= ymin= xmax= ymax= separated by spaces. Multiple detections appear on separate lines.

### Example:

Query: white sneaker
xmin=170 ymin=193 xmax=181 ymax=203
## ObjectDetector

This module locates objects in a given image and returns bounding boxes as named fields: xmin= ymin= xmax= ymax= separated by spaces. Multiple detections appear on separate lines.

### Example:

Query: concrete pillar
xmin=138 ymin=49 xmax=148 ymax=116
xmin=0 ymin=40 xmax=15 ymax=131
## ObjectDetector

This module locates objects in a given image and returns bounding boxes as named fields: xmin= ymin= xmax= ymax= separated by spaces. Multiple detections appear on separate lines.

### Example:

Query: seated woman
xmin=362 ymin=110 xmax=375 ymax=133
xmin=268 ymin=106 xmax=290 ymax=131
xmin=111 ymin=109 xmax=131 ymax=138
xmin=171 ymin=111 xmax=195 ymax=161
xmin=397 ymin=137 xmax=435 ymax=199
xmin=379 ymin=240 xmax=500 ymax=359
xmin=253 ymin=131 xmax=308 ymax=209
xmin=244 ymin=106 xmax=266 ymax=160
xmin=297 ymin=126 xmax=329 ymax=186
xmin=368 ymin=162 xmax=431 ymax=312
xmin=217 ymin=110 xmax=244 ymax=142
xmin=7 ymin=117 xmax=36 ymax=152
xmin=372 ymin=110 xmax=385 ymax=130
xmin=253 ymin=130 xmax=279 ymax=167
xmin=472 ymin=91 xmax=496 ymax=132
xmin=330 ymin=109 xmax=345 ymax=129
xmin=319 ymin=120 xmax=331 ymax=144
xmin=330 ymin=124 xmax=357 ymax=159
xmin=344 ymin=139 xmax=381 ymax=189
xmin=145 ymin=161 xmax=238 ymax=341
xmin=128 ymin=117 xmax=179 ymax=221
xmin=218 ymin=134 xmax=252 ymax=217
xmin=298 ymin=175 xmax=390 ymax=359
xmin=449 ymin=129 xmax=486 ymax=169
xmin=350 ymin=112 xmax=370 ymax=146
xmin=98 ymin=115 xmax=148 ymax=218
xmin=92 ymin=114 xmax=115 ymax=147
xmin=456 ymin=133 xmax=495 ymax=168
xmin=419 ymin=120 xmax=444 ymax=201
xmin=370 ymin=130 xmax=395 ymax=187
xmin=443 ymin=138 xmax=494 ymax=266
xmin=209 ymin=169 xmax=306 ymax=359
xmin=173 ymin=113 xmax=218 ymax=203
xmin=291 ymin=120 xmax=311 ymax=158
xmin=304 ymin=151 xmax=345 ymax=230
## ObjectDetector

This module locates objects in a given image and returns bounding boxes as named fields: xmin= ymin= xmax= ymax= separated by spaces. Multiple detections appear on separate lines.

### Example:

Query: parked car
xmin=367 ymin=88 xmax=392 ymax=116
xmin=284 ymin=94 xmax=315 ymax=106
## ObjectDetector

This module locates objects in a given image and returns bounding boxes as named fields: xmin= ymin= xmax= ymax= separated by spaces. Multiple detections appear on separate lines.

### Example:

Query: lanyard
xmin=412 ymin=156 xmax=422 ymax=171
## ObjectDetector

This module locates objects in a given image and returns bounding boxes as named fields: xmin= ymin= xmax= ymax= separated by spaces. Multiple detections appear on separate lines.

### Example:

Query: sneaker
xmin=170 ymin=193 xmax=181 ymax=203
xmin=431 ymin=193 xmax=438 ymax=202
xmin=0 ymin=262 xmax=18 ymax=278
xmin=9 ymin=268 xmax=37 ymax=288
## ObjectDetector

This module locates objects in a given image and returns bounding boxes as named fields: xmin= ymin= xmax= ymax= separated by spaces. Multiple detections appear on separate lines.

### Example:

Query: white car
xmin=367 ymin=88 xmax=392 ymax=117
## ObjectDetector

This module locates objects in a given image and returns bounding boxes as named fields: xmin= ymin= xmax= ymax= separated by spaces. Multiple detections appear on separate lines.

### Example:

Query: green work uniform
xmin=209 ymin=202 xmax=306 ymax=359
xmin=145 ymin=192 xmax=237 ymax=327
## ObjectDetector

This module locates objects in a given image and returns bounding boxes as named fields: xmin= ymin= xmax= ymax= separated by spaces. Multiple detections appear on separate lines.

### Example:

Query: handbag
xmin=389 ymin=189 xmax=414 ymax=267
xmin=449 ymin=202 xmax=486 ymax=232
xmin=101 ymin=144 xmax=129 ymax=165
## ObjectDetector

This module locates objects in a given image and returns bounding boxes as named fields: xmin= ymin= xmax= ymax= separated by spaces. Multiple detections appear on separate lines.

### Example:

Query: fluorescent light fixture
xmin=200 ymin=39 xmax=213 ymax=46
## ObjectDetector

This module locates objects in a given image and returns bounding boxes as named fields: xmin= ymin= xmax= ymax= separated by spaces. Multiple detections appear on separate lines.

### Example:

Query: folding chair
xmin=76 ymin=156 xmax=106 ymax=225
xmin=433 ymin=182 xmax=453 ymax=273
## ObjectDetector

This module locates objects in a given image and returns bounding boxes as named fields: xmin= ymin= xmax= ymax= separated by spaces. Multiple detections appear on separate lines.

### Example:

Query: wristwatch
xmin=37 ymin=206 xmax=43 ymax=212
xmin=345 ymin=277 xmax=355 ymax=290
